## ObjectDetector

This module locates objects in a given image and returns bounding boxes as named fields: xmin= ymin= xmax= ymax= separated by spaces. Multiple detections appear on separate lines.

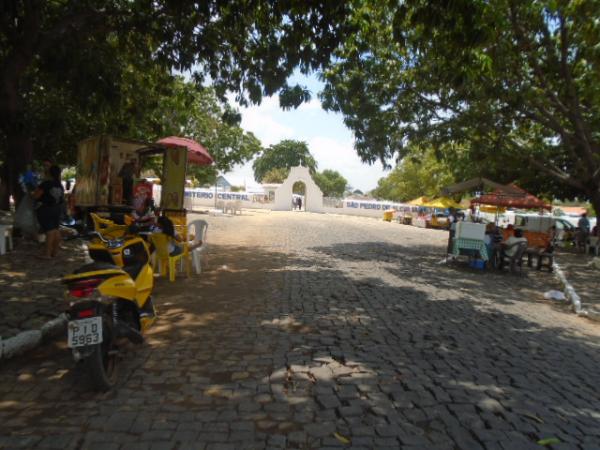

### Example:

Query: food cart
xmin=73 ymin=135 xmax=212 ymax=227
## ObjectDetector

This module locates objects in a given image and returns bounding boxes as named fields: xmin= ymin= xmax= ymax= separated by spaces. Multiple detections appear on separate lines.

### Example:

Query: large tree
xmin=321 ymin=1 xmax=600 ymax=214
xmin=313 ymin=169 xmax=348 ymax=198
xmin=253 ymin=140 xmax=317 ymax=182
xmin=371 ymin=146 xmax=455 ymax=202
xmin=1 ymin=1 xmax=354 ymax=206
xmin=142 ymin=78 xmax=263 ymax=185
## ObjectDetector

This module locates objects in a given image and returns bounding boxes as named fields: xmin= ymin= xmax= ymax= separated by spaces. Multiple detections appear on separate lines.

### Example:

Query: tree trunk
xmin=0 ymin=163 xmax=9 ymax=210
xmin=1 ymin=58 xmax=34 ymax=209
xmin=5 ymin=132 xmax=34 ymax=208
xmin=589 ymin=187 xmax=600 ymax=220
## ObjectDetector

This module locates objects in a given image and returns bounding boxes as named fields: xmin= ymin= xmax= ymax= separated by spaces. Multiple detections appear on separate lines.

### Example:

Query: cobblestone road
xmin=1 ymin=211 xmax=599 ymax=449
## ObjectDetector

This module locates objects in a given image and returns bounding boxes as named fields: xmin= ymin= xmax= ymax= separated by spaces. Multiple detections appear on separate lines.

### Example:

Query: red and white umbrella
xmin=157 ymin=136 xmax=213 ymax=166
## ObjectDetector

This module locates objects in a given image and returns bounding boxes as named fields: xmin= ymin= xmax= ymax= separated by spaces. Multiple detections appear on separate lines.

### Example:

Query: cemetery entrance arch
xmin=273 ymin=166 xmax=323 ymax=212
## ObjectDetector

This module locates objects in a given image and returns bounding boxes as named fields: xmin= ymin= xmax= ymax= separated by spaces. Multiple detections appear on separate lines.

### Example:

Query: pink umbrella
xmin=157 ymin=136 xmax=213 ymax=165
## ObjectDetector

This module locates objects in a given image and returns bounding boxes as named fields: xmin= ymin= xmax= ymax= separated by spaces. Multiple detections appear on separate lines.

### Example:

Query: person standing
xmin=577 ymin=212 xmax=590 ymax=251
xmin=34 ymin=165 xmax=64 ymax=258
xmin=118 ymin=158 xmax=136 ymax=205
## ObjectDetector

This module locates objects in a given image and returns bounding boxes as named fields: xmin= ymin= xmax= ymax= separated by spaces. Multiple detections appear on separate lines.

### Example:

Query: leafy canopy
xmin=321 ymin=0 xmax=600 ymax=213
xmin=371 ymin=146 xmax=455 ymax=203
xmin=313 ymin=170 xmax=348 ymax=198
xmin=0 ymin=1 xmax=356 ymax=205
xmin=253 ymin=140 xmax=317 ymax=182
xmin=261 ymin=167 xmax=290 ymax=184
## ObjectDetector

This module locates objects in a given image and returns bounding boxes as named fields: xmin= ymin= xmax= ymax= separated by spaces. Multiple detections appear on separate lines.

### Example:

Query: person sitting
xmin=154 ymin=215 xmax=184 ymax=256
xmin=484 ymin=223 xmax=496 ymax=256
xmin=503 ymin=228 xmax=528 ymax=257
xmin=546 ymin=225 xmax=557 ymax=253
xmin=131 ymin=198 xmax=156 ymax=230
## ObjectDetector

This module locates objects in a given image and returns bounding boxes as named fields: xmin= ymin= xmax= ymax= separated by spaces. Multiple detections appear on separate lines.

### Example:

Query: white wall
xmin=154 ymin=184 xmax=411 ymax=219
xmin=273 ymin=166 xmax=323 ymax=212
xmin=324 ymin=199 xmax=409 ymax=218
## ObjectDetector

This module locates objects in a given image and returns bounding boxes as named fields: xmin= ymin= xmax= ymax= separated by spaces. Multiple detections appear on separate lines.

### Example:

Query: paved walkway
xmin=0 ymin=239 xmax=88 ymax=339
xmin=1 ymin=211 xmax=599 ymax=449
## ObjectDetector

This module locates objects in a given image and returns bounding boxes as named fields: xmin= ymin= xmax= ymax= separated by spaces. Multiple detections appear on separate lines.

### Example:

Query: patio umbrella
xmin=407 ymin=196 xmax=429 ymax=206
xmin=471 ymin=185 xmax=551 ymax=210
xmin=422 ymin=197 xmax=461 ymax=209
xmin=157 ymin=136 xmax=213 ymax=165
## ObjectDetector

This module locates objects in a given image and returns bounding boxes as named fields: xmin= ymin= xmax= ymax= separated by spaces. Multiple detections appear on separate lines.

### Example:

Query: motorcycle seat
xmin=73 ymin=261 xmax=122 ymax=274
xmin=122 ymin=262 xmax=146 ymax=281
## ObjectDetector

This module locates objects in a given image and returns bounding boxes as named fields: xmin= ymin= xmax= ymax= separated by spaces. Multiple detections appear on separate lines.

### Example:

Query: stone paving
xmin=0 ymin=238 xmax=88 ymax=339
xmin=1 ymin=211 xmax=600 ymax=449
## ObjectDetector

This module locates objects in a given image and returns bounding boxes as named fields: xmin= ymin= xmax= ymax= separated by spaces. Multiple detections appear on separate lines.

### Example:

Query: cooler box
xmin=456 ymin=222 xmax=486 ymax=240
xmin=469 ymin=259 xmax=486 ymax=270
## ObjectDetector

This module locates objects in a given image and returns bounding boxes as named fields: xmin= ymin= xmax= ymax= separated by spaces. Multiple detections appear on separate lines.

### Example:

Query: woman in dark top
xmin=34 ymin=165 xmax=64 ymax=258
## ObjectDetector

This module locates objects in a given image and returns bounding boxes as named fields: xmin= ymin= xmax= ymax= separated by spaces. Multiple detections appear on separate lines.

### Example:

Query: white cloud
xmin=240 ymin=98 xmax=294 ymax=147
xmin=224 ymin=95 xmax=389 ymax=192
xmin=307 ymin=136 xmax=388 ymax=192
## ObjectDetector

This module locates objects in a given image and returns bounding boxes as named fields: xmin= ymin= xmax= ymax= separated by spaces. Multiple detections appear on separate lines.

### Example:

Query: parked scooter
xmin=62 ymin=229 xmax=156 ymax=391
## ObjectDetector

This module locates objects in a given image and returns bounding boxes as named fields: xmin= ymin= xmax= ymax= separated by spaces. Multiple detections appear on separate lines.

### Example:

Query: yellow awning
xmin=479 ymin=205 xmax=507 ymax=213
xmin=422 ymin=197 xmax=461 ymax=209
xmin=407 ymin=196 xmax=429 ymax=206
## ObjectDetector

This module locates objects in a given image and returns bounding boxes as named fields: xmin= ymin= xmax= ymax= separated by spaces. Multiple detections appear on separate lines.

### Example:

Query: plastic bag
xmin=543 ymin=290 xmax=566 ymax=301
xmin=14 ymin=194 xmax=39 ymax=239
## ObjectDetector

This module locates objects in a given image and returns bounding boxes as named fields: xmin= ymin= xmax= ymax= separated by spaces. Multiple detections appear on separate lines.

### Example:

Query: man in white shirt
xmin=503 ymin=228 xmax=528 ymax=257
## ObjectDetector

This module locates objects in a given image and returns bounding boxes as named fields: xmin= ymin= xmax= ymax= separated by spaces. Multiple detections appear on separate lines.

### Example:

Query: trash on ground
xmin=543 ymin=290 xmax=566 ymax=301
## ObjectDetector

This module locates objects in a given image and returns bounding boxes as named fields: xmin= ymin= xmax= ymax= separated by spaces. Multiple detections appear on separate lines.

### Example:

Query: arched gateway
xmin=273 ymin=166 xmax=323 ymax=212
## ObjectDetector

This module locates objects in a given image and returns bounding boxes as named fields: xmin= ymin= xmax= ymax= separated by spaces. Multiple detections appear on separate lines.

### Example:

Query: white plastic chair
xmin=0 ymin=224 xmax=14 ymax=255
xmin=586 ymin=236 xmax=599 ymax=256
xmin=188 ymin=219 xmax=208 ymax=274
xmin=231 ymin=201 xmax=242 ymax=215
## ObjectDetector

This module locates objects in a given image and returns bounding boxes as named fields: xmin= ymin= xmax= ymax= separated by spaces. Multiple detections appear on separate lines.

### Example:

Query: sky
xmin=223 ymin=74 xmax=389 ymax=193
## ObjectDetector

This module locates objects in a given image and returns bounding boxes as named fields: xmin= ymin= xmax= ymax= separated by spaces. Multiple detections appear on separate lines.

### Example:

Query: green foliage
xmin=261 ymin=167 xmax=290 ymax=184
xmin=253 ymin=140 xmax=317 ymax=182
xmin=313 ymin=169 xmax=348 ymax=198
xmin=321 ymin=0 xmax=600 ymax=213
xmin=371 ymin=147 xmax=455 ymax=202
xmin=292 ymin=181 xmax=306 ymax=195
xmin=0 ymin=1 xmax=356 ymax=206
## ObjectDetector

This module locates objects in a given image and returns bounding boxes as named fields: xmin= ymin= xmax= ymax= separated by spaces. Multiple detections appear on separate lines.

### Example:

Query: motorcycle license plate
xmin=68 ymin=317 xmax=103 ymax=348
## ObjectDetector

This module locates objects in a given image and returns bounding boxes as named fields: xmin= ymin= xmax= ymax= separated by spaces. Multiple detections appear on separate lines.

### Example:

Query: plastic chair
xmin=498 ymin=241 xmax=528 ymax=274
xmin=149 ymin=232 xmax=190 ymax=282
xmin=586 ymin=236 xmax=600 ymax=256
xmin=188 ymin=220 xmax=208 ymax=274
xmin=0 ymin=224 xmax=13 ymax=255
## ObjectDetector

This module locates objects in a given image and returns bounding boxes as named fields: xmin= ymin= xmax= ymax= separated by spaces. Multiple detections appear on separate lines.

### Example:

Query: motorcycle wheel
xmin=86 ymin=317 xmax=118 ymax=391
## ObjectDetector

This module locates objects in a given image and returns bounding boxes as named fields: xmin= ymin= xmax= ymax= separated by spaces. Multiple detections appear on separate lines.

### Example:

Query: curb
xmin=551 ymin=260 xmax=600 ymax=322
xmin=0 ymin=313 xmax=67 ymax=361
xmin=552 ymin=261 xmax=583 ymax=314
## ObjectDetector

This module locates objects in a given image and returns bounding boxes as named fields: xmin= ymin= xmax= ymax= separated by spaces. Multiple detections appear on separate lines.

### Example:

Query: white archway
xmin=273 ymin=166 xmax=323 ymax=212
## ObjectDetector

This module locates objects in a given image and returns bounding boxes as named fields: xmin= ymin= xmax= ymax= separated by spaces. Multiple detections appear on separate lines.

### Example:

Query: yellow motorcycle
xmin=62 ymin=228 xmax=156 ymax=391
